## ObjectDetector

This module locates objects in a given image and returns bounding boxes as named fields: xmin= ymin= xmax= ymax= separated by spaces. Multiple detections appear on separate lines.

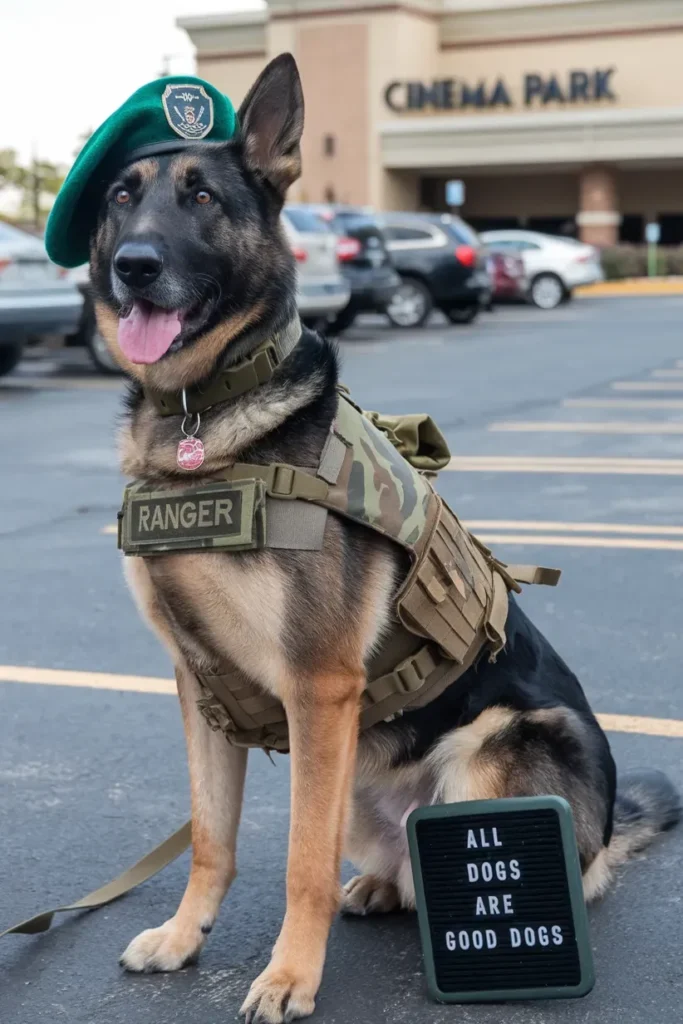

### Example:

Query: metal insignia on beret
xmin=162 ymin=84 xmax=214 ymax=140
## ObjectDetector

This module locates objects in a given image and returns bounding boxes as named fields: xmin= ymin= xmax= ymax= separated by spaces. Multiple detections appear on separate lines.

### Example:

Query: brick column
xmin=577 ymin=166 xmax=620 ymax=246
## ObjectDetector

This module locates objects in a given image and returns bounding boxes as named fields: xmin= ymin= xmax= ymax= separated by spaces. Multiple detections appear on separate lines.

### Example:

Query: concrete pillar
xmin=577 ymin=166 xmax=620 ymax=246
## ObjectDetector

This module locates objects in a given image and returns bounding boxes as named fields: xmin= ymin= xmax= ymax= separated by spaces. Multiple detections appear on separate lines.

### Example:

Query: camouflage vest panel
xmin=194 ymin=394 xmax=546 ymax=751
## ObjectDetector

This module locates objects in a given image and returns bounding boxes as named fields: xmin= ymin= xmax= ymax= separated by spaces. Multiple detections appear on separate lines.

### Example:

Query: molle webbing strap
xmin=146 ymin=317 xmax=301 ymax=417
xmin=316 ymin=428 xmax=350 ymax=485
xmin=196 ymin=672 xmax=290 ymax=752
xmin=0 ymin=823 xmax=191 ymax=939
xmin=218 ymin=463 xmax=329 ymax=502
xmin=219 ymin=463 xmax=330 ymax=550
xmin=506 ymin=564 xmax=562 ymax=587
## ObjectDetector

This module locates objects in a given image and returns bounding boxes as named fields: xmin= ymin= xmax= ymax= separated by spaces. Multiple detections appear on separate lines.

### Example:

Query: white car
xmin=480 ymin=230 xmax=604 ymax=309
xmin=281 ymin=207 xmax=350 ymax=324
xmin=0 ymin=221 xmax=83 ymax=376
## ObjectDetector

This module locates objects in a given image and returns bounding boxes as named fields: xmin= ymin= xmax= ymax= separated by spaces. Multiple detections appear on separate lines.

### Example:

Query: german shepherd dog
xmin=90 ymin=54 xmax=679 ymax=1022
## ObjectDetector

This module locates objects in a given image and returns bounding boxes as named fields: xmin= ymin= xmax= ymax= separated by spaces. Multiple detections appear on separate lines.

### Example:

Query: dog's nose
xmin=114 ymin=242 xmax=163 ymax=289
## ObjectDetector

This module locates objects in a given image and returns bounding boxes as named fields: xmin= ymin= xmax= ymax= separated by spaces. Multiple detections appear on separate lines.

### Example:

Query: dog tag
xmin=177 ymin=437 xmax=205 ymax=471
xmin=407 ymin=796 xmax=594 ymax=1004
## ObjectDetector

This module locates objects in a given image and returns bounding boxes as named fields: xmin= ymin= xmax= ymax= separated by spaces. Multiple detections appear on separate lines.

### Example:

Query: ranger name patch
xmin=119 ymin=479 xmax=266 ymax=555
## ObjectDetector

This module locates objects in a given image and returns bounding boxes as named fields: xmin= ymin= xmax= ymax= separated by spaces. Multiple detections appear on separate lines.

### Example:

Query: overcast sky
xmin=1 ymin=0 xmax=264 ymax=168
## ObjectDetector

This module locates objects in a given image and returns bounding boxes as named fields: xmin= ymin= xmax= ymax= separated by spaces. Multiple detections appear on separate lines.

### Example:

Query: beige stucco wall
xmin=377 ymin=28 xmax=683 ymax=125
xmin=366 ymin=9 xmax=441 ymax=206
xmin=196 ymin=55 xmax=266 ymax=108
xmin=183 ymin=2 xmax=683 ymax=226
xmin=296 ymin=21 xmax=370 ymax=204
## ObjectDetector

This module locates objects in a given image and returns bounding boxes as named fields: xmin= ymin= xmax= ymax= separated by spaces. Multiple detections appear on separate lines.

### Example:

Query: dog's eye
xmin=114 ymin=189 xmax=130 ymax=205
xmin=195 ymin=190 xmax=212 ymax=205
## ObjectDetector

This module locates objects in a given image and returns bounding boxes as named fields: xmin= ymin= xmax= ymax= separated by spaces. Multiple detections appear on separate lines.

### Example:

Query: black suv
xmin=292 ymin=205 xmax=400 ymax=334
xmin=379 ymin=213 xmax=491 ymax=327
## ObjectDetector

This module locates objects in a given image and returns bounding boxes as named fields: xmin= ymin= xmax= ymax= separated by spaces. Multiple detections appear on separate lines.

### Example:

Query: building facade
xmin=179 ymin=0 xmax=683 ymax=245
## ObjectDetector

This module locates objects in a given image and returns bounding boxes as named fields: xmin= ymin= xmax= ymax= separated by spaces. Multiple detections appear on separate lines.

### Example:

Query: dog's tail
xmin=606 ymin=768 xmax=681 ymax=868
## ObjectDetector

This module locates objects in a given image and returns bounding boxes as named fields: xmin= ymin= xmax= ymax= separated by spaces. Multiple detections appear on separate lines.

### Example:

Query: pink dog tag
xmin=177 ymin=437 xmax=205 ymax=471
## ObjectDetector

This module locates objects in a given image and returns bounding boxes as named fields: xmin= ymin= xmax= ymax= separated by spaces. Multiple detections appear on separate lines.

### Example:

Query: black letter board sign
xmin=407 ymin=796 xmax=594 ymax=1003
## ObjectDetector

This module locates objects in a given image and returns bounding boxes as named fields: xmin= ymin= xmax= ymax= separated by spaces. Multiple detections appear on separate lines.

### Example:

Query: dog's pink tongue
xmin=118 ymin=303 xmax=182 ymax=364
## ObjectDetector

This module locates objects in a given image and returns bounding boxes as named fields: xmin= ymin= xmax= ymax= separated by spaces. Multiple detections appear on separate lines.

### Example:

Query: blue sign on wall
xmin=446 ymin=180 xmax=465 ymax=207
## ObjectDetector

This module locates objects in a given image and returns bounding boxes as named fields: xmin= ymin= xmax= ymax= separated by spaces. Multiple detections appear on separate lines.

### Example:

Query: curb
xmin=576 ymin=277 xmax=683 ymax=297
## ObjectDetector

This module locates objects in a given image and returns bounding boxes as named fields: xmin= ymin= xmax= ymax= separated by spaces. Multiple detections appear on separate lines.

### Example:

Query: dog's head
xmin=90 ymin=54 xmax=304 ymax=392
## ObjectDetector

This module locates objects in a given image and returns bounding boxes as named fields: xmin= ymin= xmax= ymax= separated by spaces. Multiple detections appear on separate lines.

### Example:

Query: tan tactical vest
xmin=119 ymin=388 xmax=559 ymax=753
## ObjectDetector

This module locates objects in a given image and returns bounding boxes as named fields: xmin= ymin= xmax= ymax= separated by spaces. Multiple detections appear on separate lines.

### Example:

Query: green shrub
xmin=600 ymin=244 xmax=683 ymax=279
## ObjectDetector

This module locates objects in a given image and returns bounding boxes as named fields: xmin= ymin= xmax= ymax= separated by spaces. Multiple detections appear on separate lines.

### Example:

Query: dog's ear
xmin=238 ymin=53 xmax=304 ymax=198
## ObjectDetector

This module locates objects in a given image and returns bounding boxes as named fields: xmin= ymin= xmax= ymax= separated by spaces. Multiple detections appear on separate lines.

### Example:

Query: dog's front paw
xmin=240 ymin=966 xmax=317 ymax=1023
xmin=120 ymin=918 xmax=206 ymax=973
xmin=341 ymin=874 xmax=400 ymax=916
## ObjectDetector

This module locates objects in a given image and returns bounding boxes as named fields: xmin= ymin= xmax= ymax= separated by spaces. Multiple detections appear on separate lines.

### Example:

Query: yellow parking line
xmin=474 ymin=533 xmax=683 ymax=551
xmin=489 ymin=421 xmax=683 ymax=434
xmin=612 ymin=381 xmax=683 ymax=391
xmin=564 ymin=398 xmax=683 ymax=409
xmin=465 ymin=520 xmax=683 ymax=536
xmin=596 ymin=714 xmax=683 ymax=739
xmin=0 ymin=665 xmax=175 ymax=695
xmin=0 ymin=664 xmax=681 ymax=739
xmin=446 ymin=456 xmax=683 ymax=475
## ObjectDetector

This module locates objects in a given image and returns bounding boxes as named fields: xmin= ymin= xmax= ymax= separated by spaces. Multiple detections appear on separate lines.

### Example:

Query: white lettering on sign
xmin=445 ymin=929 xmax=498 ymax=952
xmin=467 ymin=860 xmax=521 ymax=883
xmin=136 ymin=498 xmax=234 ymax=533
xmin=475 ymin=894 xmax=515 ymax=916
xmin=466 ymin=827 xmax=504 ymax=849
xmin=510 ymin=925 xmax=564 ymax=948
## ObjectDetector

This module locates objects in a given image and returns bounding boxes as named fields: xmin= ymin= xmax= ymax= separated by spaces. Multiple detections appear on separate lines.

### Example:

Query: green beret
xmin=46 ymin=76 xmax=238 ymax=268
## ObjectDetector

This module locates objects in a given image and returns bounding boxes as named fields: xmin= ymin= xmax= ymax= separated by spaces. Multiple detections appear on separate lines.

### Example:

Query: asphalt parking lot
xmin=1 ymin=297 xmax=683 ymax=1024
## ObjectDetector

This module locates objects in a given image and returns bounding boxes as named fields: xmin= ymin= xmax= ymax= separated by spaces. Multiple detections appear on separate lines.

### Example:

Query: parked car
xmin=281 ymin=206 xmax=351 ymax=327
xmin=291 ymin=205 xmax=400 ymax=334
xmin=378 ymin=213 xmax=491 ymax=328
xmin=480 ymin=230 xmax=603 ymax=309
xmin=70 ymin=209 xmax=351 ymax=373
xmin=485 ymin=249 xmax=529 ymax=304
xmin=0 ymin=221 xmax=83 ymax=376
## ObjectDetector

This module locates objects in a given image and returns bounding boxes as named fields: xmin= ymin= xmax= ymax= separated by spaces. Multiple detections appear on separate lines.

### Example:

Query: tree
xmin=0 ymin=151 xmax=66 ymax=229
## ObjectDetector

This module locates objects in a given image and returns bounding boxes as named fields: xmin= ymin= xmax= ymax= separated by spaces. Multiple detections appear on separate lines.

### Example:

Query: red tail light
xmin=0 ymin=258 xmax=11 ymax=274
xmin=454 ymin=244 xmax=476 ymax=268
xmin=292 ymin=246 xmax=307 ymax=263
xmin=336 ymin=236 xmax=362 ymax=262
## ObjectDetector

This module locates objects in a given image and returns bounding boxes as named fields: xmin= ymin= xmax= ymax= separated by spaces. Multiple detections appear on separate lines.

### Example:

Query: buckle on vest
xmin=270 ymin=465 xmax=297 ymax=497
xmin=395 ymin=647 xmax=437 ymax=694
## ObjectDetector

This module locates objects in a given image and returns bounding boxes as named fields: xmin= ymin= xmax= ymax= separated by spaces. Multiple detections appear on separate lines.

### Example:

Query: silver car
xmin=0 ymin=222 xmax=83 ymax=376
xmin=281 ymin=207 xmax=350 ymax=324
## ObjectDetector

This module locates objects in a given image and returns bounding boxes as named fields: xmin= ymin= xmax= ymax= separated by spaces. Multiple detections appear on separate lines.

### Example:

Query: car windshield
xmin=0 ymin=222 xmax=34 ymax=244
xmin=284 ymin=209 xmax=331 ymax=234
xmin=436 ymin=215 xmax=480 ymax=246
xmin=335 ymin=214 xmax=380 ymax=234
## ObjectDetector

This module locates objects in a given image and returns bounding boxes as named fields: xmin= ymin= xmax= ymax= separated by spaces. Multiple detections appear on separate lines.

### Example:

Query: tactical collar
xmin=144 ymin=315 xmax=302 ymax=417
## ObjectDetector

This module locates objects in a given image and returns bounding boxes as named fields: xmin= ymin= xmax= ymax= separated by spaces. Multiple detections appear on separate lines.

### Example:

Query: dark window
xmin=323 ymin=134 xmax=336 ymax=157
xmin=283 ymin=208 xmax=330 ymax=234
xmin=658 ymin=215 xmax=683 ymax=245
xmin=383 ymin=225 xmax=435 ymax=242
xmin=468 ymin=217 xmax=521 ymax=232
xmin=620 ymin=215 xmax=643 ymax=244
xmin=528 ymin=216 xmax=576 ymax=237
